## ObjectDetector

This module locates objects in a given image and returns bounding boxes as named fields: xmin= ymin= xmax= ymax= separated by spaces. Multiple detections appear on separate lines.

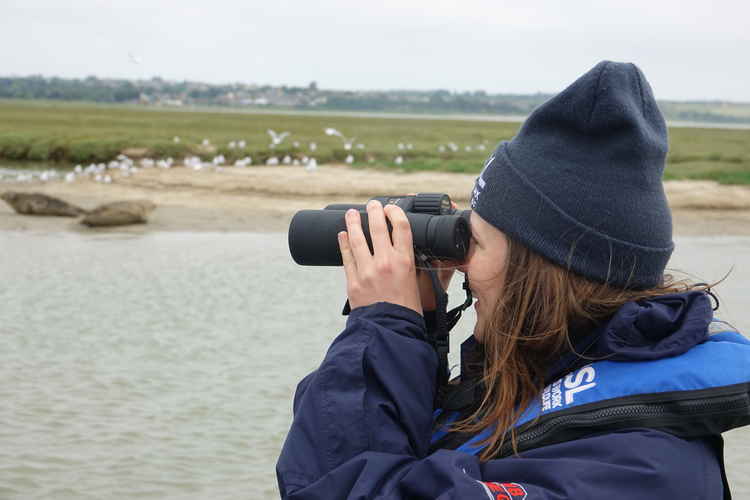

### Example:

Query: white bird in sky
xmin=128 ymin=52 xmax=142 ymax=65
xmin=267 ymin=129 xmax=290 ymax=148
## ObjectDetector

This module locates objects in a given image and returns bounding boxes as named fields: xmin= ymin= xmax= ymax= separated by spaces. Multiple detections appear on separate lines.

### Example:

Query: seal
xmin=80 ymin=200 xmax=156 ymax=227
xmin=0 ymin=191 xmax=87 ymax=217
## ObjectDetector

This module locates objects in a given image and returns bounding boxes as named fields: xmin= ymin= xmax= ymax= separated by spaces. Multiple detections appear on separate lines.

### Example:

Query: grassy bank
xmin=1 ymin=100 xmax=749 ymax=184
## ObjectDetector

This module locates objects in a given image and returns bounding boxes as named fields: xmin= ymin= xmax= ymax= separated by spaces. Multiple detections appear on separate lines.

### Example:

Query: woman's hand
xmin=338 ymin=200 xmax=422 ymax=315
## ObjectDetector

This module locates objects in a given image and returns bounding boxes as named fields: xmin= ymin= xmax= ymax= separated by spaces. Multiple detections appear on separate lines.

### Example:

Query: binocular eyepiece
xmin=288 ymin=193 xmax=471 ymax=266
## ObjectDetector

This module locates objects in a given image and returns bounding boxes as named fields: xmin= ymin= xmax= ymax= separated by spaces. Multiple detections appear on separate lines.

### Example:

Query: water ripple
xmin=1 ymin=231 xmax=748 ymax=499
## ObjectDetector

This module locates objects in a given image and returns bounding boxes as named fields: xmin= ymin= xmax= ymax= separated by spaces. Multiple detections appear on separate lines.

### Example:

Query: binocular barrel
xmin=288 ymin=209 xmax=470 ymax=266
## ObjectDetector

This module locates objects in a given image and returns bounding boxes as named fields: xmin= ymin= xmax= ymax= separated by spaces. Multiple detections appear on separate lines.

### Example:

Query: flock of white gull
xmin=0 ymin=128 xmax=488 ymax=185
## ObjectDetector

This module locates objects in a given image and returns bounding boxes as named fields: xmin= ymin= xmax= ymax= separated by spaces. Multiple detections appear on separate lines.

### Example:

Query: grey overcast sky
xmin=2 ymin=0 xmax=749 ymax=101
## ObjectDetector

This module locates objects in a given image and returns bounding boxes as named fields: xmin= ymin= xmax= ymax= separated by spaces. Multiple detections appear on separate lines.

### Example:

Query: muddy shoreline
xmin=1 ymin=165 xmax=750 ymax=235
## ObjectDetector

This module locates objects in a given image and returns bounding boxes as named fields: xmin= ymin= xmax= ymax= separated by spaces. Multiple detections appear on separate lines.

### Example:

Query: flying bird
xmin=128 ymin=52 xmax=142 ymax=65
xmin=267 ymin=129 xmax=290 ymax=148
xmin=325 ymin=128 xmax=356 ymax=150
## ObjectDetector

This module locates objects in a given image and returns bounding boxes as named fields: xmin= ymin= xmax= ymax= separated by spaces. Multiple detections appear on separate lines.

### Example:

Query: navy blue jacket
xmin=276 ymin=292 xmax=729 ymax=499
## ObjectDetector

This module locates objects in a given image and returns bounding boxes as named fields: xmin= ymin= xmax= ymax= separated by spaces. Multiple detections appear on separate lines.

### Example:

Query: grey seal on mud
xmin=0 ymin=191 xmax=87 ymax=217
xmin=81 ymin=200 xmax=156 ymax=227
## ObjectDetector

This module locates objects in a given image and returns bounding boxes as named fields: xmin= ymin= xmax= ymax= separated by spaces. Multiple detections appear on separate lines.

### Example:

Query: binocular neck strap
xmin=341 ymin=252 xmax=475 ymax=406
xmin=415 ymin=253 xmax=473 ymax=406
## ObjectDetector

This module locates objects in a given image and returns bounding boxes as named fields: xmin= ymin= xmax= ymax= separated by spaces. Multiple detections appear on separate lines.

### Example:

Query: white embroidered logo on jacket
xmin=541 ymin=365 xmax=598 ymax=412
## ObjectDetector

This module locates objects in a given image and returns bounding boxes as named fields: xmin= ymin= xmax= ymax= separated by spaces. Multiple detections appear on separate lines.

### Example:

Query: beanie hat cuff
xmin=472 ymin=142 xmax=674 ymax=289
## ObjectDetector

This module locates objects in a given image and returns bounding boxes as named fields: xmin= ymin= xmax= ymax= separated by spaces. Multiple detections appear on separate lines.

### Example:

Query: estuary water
xmin=1 ymin=230 xmax=749 ymax=499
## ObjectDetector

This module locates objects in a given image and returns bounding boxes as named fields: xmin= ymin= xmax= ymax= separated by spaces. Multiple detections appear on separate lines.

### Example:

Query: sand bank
xmin=1 ymin=164 xmax=749 ymax=235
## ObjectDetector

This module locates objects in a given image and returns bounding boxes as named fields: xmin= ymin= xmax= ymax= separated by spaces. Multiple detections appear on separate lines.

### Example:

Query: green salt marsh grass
xmin=0 ymin=99 xmax=748 ymax=184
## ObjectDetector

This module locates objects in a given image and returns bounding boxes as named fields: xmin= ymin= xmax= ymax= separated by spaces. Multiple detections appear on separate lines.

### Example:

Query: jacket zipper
xmin=498 ymin=393 xmax=750 ymax=458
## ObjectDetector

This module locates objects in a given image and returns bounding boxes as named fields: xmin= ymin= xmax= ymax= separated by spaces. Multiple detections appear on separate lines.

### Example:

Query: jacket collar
xmin=447 ymin=291 xmax=713 ymax=407
xmin=545 ymin=290 xmax=713 ymax=384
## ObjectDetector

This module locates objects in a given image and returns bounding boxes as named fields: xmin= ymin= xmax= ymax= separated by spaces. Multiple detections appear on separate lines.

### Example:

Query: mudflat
xmin=1 ymin=164 xmax=749 ymax=234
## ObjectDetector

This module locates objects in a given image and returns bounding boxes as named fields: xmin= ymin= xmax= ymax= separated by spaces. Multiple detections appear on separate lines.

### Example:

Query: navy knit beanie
xmin=470 ymin=61 xmax=673 ymax=289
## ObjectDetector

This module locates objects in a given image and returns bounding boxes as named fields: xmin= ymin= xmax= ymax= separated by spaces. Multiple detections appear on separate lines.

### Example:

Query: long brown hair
xmin=452 ymin=235 xmax=725 ymax=461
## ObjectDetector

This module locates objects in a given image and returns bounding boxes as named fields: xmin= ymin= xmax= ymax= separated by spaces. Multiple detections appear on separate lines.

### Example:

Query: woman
xmin=276 ymin=61 xmax=750 ymax=498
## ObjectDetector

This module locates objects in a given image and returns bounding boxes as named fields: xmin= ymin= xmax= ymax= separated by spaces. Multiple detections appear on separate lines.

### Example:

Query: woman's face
xmin=458 ymin=211 xmax=509 ymax=341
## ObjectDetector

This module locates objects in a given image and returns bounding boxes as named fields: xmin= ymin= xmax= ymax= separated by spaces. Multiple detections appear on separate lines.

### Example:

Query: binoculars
xmin=288 ymin=193 xmax=471 ymax=266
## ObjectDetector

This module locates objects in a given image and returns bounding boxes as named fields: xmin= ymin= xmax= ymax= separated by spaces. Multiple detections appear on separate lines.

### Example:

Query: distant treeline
xmin=1 ymin=75 xmax=749 ymax=124
xmin=1 ymin=76 xmax=140 ymax=103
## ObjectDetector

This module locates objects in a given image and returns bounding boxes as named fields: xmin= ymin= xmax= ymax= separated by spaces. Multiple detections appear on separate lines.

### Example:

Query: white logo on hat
xmin=471 ymin=154 xmax=494 ymax=208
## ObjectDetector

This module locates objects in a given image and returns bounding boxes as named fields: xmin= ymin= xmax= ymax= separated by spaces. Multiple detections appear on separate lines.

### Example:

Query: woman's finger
xmin=366 ymin=200 xmax=392 ymax=254
xmin=338 ymin=231 xmax=358 ymax=283
xmin=345 ymin=208 xmax=373 ymax=263
xmin=384 ymin=205 xmax=414 ymax=254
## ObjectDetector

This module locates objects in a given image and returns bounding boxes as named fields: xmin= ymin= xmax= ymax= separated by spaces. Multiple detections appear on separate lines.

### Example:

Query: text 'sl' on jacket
xmin=276 ymin=293 xmax=748 ymax=499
